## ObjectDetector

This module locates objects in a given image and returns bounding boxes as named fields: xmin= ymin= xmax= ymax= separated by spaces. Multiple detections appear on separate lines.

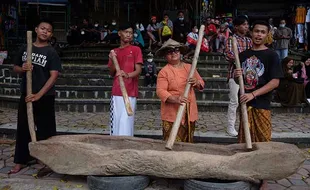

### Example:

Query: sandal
xmin=8 ymin=164 xmax=26 ymax=174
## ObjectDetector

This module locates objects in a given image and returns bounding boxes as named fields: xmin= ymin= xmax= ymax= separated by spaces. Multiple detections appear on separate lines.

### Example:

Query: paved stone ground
xmin=1 ymin=108 xmax=310 ymax=135
xmin=0 ymin=140 xmax=309 ymax=190
xmin=1 ymin=107 xmax=310 ymax=189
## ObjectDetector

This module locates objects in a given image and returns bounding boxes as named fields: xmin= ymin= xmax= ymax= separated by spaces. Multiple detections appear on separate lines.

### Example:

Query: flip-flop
xmin=8 ymin=165 xmax=26 ymax=174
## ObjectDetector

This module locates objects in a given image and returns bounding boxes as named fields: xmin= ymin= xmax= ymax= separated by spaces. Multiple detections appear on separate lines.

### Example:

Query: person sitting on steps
xmin=144 ymin=52 xmax=157 ymax=87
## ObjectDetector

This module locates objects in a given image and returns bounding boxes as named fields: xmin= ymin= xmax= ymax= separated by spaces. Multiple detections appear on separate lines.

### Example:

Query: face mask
xmin=81 ymin=31 xmax=85 ymax=35
xmin=94 ymin=24 xmax=99 ymax=27
xmin=104 ymin=25 xmax=108 ymax=27
xmin=112 ymin=22 xmax=116 ymax=26
xmin=179 ymin=17 xmax=184 ymax=21
xmin=147 ymin=58 xmax=153 ymax=62
xmin=136 ymin=24 xmax=139 ymax=28
xmin=280 ymin=24 xmax=285 ymax=27
xmin=194 ymin=29 xmax=198 ymax=33
xmin=134 ymin=33 xmax=138 ymax=38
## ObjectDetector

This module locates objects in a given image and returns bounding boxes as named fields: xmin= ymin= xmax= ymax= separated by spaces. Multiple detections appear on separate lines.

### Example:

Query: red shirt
xmin=205 ymin=24 xmax=217 ymax=36
xmin=108 ymin=45 xmax=143 ymax=97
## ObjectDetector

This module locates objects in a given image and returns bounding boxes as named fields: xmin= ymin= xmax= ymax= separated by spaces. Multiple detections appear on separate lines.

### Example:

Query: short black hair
xmin=164 ymin=13 xmax=169 ymax=17
xmin=251 ymin=20 xmax=270 ymax=32
xmin=37 ymin=18 xmax=54 ymax=31
xmin=233 ymin=16 xmax=248 ymax=26
xmin=177 ymin=11 xmax=184 ymax=15
xmin=119 ymin=23 xmax=134 ymax=31
xmin=301 ymin=56 xmax=310 ymax=63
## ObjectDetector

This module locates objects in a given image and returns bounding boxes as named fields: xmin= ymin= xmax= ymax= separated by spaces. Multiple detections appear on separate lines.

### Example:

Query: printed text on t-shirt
xmin=22 ymin=52 xmax=47 ymax=67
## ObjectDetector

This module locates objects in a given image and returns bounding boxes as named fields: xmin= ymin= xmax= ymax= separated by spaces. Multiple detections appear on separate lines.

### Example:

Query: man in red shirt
xmin=108 ymin=24 xmax=143 ymax=136
xmin=204 ymin=17 xmax=217 ymax=51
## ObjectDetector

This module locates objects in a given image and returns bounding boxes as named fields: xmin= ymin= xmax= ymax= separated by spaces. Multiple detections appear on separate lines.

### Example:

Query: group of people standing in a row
xmin=225 ymin=16 xmax=310 ymax=137
xmin=108 ymin=16 xmax=285 ymax=150
xmin=8 ymin=15 xmax=309 ymax=190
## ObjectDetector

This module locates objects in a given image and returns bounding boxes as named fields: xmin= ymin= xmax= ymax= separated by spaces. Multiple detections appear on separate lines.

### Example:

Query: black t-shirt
xmin=13 ymin=45 xmax=62 ymax=96
xmin=173 ymin=20 xmax=190 ymax=35
xmin=239 ymin=49 xmax=283 ymax=110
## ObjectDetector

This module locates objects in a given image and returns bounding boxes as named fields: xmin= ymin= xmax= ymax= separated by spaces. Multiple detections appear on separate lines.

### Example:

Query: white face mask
xmin=194 ymin=29 xmax=198 ymax=33
xmin=81 ymin=31 xmax=85 ymax=35
xmin=134 ymin=33 xmax=138 ymax=38
xmin=104 ymin=25 xmax=108 ymax=27
xmin=279 ymin=24 xmax=285 ymax=27
xmin=147 ymin=58 xmax=153 ymax=62
xmin=112 ymin=22 xmax=116 ymax=26
xmin=94 ymin=24 xmax=99 ymax=27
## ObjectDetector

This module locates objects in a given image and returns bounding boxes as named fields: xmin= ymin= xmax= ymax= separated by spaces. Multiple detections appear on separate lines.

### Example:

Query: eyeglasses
xmin=166 ymin=48 xmax=180 ymax=55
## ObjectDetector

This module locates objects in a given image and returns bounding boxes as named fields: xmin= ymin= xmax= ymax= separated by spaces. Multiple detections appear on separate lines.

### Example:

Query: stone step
xmin=0 ymin=83 xmax=230 ymax=101
xmin=64 ymin=44 xmax=120 ymax=50
xmin=0 ymin=64 xmax=228 ymax=80
xmin=63 ymin=44 xmax=224 ymax=56
xmin=0 ymin=71 xmax=229 ymax=89
xmin=60 ymin=64 xmax=228 ymax=77
xmin=61 ymin=49 xmax=225 ymax=61
xmin=0 ymin=94 xmax=309 ymax=113
xmin=60 ymin=57 xmax=229 ymax=69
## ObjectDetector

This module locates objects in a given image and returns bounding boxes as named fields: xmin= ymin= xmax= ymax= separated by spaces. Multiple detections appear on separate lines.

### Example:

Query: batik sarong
xmin=238 ymin=106 xmax=271 ymax=143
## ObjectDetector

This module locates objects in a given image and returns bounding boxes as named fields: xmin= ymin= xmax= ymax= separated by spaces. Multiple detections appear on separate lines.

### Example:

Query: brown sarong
xmin=238 ymin=106 xmax=271 ymax=143
xmin=162 ymin=105 xmax=195 ymax=143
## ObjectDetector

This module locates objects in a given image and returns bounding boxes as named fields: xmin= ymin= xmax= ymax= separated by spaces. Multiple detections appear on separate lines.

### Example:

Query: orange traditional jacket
xmin=156 ymin=63 xmax=205 ymax=123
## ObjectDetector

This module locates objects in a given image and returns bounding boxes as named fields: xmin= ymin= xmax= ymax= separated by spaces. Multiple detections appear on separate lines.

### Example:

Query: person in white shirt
xmin=184 ymin=25 xmax=209 ymax=58
xmin=146 ymin=16 xmax=160 ymax=50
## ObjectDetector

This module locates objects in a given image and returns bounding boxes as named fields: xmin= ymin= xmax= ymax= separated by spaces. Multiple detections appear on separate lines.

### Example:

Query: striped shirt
xmin=225 ymin=34 xmax=252 ymax=79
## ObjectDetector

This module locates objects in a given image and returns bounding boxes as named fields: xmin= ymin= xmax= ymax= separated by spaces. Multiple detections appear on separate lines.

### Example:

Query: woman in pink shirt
xmin=156 ymin=39 xmax=205 ymax=142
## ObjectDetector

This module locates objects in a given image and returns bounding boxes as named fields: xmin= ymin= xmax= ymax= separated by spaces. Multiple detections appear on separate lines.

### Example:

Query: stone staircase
xmin=0 ymin=44 xmax=308 ymax=113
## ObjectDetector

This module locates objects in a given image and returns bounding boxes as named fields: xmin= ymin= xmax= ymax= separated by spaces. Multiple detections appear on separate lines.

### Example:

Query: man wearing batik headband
xmin=108 ymin=24 xmax=143 ymax=136
xmin=156 ymin=39 xmax=205 ymax=143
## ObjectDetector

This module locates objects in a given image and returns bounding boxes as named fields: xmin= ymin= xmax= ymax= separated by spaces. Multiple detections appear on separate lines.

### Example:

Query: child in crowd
xmin=144 ymin=53 xmax=157 ymax=87
xmin=185 ymin=25 xmax=209 ymax=58
xmin=133 ymin=24 xmax=145 ymax=49
xmin=147 ymin=16 xmax=160 ymax=50
xmin=215 ymin=24 xmax=229 ymax=53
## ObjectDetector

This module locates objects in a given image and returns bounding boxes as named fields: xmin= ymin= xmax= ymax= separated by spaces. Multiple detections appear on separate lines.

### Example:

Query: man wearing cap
xmin=108 ymin=24 xmax=143 ymax=136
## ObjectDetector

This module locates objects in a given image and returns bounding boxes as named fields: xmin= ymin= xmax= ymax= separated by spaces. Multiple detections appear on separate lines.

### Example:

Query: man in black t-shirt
xmin=80 ymin=18 xmax=94 ymax=43
xmin=10 ymin=19 xmax=61 ymax=174
xmin=234 ymin=20 xmax=283 ymax=143
xmin=234 ymin=21 xmax=283 ymax=190
xmin=173 ymin=11 xmax=190 ymax=43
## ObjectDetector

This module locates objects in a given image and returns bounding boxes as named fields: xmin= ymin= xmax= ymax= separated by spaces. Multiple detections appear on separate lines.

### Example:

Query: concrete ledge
xmin=1 ymin=95 xmax=309 ymax=113
xmin=1 ymin=123 xmax=309 ymax=145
